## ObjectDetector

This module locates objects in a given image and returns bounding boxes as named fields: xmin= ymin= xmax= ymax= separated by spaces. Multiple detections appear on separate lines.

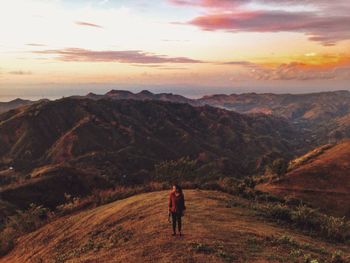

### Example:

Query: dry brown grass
xmin=258 ymin=140 xmax=350 ymax=217
xmin=1 ymin=190 xmax=349 ymax=263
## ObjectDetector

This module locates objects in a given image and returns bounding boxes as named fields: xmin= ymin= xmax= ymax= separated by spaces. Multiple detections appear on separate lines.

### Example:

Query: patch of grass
xmin=257 ymin=203 xmax=350 ymax=242
xmin=269 ymin=235 xmax=327 ymax=263
xmin=303 ymin=254 xmax=319 ymax=263
xmin=53 ymin=224 xmax=133 ymax=262
xmin=0 ymin=227 xmax=15 ymax=256
xmin=260 ymin=203 xmax=292 ymax=222
xmin=191 ymin=242 xmax=237 ymax=262
xmin=331 ymin=250 xmax=348 ymax=263
xmin=0 ymin=204 xmax=51 ymax=256
xmin=216 ymin=250 xmax=236 ymax=262
xmin=191 ymin=243 xmax=215 ymax=254
xmin=245 ymin=237 xmax=263 ymax=253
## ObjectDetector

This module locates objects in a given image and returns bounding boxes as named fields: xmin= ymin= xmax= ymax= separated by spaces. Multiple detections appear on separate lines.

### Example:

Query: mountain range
xmin=5 ymin=89 xmax=350 ymax=143
xmin=0 ymin=98 xmax=303 ymax=210
xmin=1 ymin=89 xmax=350 ymax=261
xmin=2 ymin=89 xmax=350 ymax=212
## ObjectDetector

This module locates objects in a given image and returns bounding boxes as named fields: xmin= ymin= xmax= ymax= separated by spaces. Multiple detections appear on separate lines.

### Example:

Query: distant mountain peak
xmin=138 ymin=90 xmax=153 ymax=95
xmin=86 ymin=92 xmax=98 ymax=97
xmin=11 ymin=98 xmax=29 ymax=103
xmin=105 ymin=90 xmax=133 ymax=96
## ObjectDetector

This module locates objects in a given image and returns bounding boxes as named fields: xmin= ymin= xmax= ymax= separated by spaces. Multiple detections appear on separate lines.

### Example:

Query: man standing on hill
xmin=168 ymin=184 xmax=186 ymax=236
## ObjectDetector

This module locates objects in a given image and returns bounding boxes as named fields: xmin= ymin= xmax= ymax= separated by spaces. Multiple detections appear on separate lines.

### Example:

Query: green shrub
xmin=243 ymin=177 xmax=256 ymax=188
xmin=291 ymin=206 xmax=350 ymax=242
xmin=0 ymin=203 xmax=50 ymax=256
xmin=320 ymin=216 xmax=350 ymax=242
xmin=285 ymin=196 xmax=303 ymax=206
xmin=192 ymin=243 xmax=215 ymax=254
xmin=331 ymin=250 xmax=347 ymax=263
xmin=6 ymin=204 xmax=49 ymax=234
xmin=291 ymin=205 xmax=321 ymax=231
xmin=258 ymin=203 xmax=350 ymax=242
xmin=262 ymin=204 xmax=292 ymax=222
xmin=269 ymin=158 xmax=288 ymax=177
xmin=0 ymin=227 xmax=16 ymax=256
xmin=255 ymin=191 xmax=283 ymax=203
xmin=154 ymin=157 xmax=197 ymax=183
xmin=276 ymin=235 xmax=298 ymax=246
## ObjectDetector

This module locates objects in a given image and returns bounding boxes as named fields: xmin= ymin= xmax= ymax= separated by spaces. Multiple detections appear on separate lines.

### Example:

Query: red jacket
xmin=168 ymin=192 xmax=186 ymax=214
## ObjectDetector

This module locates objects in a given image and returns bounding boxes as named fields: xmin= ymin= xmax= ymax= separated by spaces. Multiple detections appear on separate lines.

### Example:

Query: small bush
xmin=56 ymin=195 xmax=94 ymax=216
xmin=192 ymin=243 xmax=215 ymax=254
xmin=243 ymin=177 xmax=256 ymax=189
xmin=6 ymin=204 xmax=49 ymax=234
xmin=269 ymin=158 xmax=288 ymax=177
xmin=262 ymin=204 xmax=292 ymax=222
xmin=331 ymin=250 xmax=347 ymax=263
xmin=0 ymin=203 xmax=51 ymax=256
xmin=320 ymin=216 xmax=350 ymax=242
xmin=0 ymin=227 xmax=16 ymax=256
xmin=291 ymin=205 xmax=321 ymax=231
xmin=275 ymin=235 xmax=298 ymax=246
xmin=285 ymin=196 xmax=303 ymax=206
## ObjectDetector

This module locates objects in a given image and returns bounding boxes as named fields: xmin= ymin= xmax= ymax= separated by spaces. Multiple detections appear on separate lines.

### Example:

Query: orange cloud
xmin=223 ymin=56 xmax=350 ymax=80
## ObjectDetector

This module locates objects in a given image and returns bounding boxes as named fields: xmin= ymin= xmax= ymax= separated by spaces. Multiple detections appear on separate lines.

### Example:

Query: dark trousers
xmin=171 ymin=212 xmax=182 ymax=233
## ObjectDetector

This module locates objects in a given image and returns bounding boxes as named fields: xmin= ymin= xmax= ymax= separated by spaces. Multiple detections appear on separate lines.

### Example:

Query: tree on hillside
xmin=269 ymin=158 xmax=288 ymax=177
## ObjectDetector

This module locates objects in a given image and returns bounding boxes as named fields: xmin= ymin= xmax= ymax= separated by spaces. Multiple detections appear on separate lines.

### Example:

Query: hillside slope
xmin=0 ymin=98 xmax=301 ymax=176
xmin=199 ymin=90 xmax=350 ymax=143
xmin=2 ymin=190 xmax=348 ymax=263
xmin=0 ymin=99 xmax=33 ymax=114
xmin=258 ymin=141 xmax=350 ymax=217
xmin=199 ymin=91 xmax=350 ymax=122
xmin=75 ymin=89 xmax=350 ymax=144
xmin=0 ymin=98 xmax=305 ymax=210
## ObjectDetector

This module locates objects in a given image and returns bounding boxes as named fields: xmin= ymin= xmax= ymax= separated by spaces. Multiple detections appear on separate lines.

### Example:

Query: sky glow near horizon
xmin=0 ymin=0 xmax=349 ymax=99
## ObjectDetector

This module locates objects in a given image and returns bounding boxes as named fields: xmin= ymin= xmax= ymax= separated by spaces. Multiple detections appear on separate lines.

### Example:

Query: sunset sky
xmin=0 ymin=0 xmax=350 ymax=100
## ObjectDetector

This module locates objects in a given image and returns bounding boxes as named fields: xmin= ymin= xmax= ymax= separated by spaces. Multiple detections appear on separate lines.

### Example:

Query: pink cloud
xmin=169 ymin=0 xmax=350 ymax=9
xmin=8 ymin=70 xmax=32 ymax=75
xmin=188 ymin=10 xmax=350 ymax=46
xmin=169 ymin=0 xmax=242 ymax=8
xmin=26 ymin=43 xmax=46 ymax=47
xmin=33 ymin=48 xmax=202 ymax=64
xmin=75 ymin=21 xmax=103 ymax=28
xmin=169 ymin=0 xmax=350 ymax=46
